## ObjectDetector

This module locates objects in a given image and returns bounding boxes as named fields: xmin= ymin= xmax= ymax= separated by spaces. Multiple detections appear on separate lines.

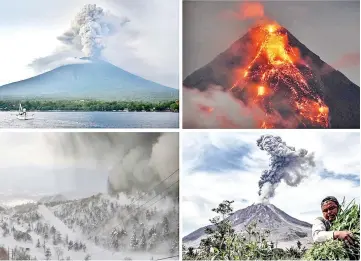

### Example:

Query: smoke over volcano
xmin=45 ymin=133 xmax=179 ymax=194
xmin=57 ymin=4 xmax=129 ymax=58
xmin=256 ymin=135 xmax=315 ymax=201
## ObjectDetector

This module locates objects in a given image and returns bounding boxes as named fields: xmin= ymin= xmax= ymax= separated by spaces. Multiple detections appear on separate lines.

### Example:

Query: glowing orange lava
xmin=198 ymin=104 xmax=214 ymax=113
xmin=230 ymin=22 xmax=329 ymax=128
xmin=258 ymin=86 xmax=265 ymax=96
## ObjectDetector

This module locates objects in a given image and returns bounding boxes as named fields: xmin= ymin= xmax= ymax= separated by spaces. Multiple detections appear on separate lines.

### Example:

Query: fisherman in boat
xmin=312 ymin=196 xmax=354 ymax=244
xmin=18 ymin=108 xmax=26 ymax=117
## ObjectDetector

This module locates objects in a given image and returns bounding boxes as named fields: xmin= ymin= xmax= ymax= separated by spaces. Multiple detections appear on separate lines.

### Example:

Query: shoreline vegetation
xmin=0 ymin=100 xmax=179 ymax=112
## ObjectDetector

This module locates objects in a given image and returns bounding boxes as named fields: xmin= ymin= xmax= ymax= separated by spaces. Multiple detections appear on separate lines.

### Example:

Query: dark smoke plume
xmin=45 ymin=133 xmax=179 ymax=195
xmin=256 ymin=135 xmax=315 ymax=201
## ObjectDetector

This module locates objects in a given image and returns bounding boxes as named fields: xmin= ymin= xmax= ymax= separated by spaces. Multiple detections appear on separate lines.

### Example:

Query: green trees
xmin=0 ymin=100 xmax=179 ymax=112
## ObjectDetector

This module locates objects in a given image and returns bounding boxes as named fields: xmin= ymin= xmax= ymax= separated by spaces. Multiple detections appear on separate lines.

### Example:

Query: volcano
xmin=0 ymin=58 xmax=178 ymax=101
xmin=183 ymin=23 xmax=360 ymax=128
xmin=183 ymin=203 xmax=313 ymax=249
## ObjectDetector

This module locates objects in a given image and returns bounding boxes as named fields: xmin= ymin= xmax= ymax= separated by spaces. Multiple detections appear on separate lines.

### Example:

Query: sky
xmin=182 ymin=131 xmax=360 ymax=237
xmin=183 ymin=0 xmax=360 ymax=86
xmin=0 ymin=0 xmax=179 ymax=88
xmin=0 ymin=132 xmax=114 ymax=206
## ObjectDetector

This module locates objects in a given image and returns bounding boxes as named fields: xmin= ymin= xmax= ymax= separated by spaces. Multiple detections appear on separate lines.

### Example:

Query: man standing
xmin=312 ymin=196 xmax=354 ymax=244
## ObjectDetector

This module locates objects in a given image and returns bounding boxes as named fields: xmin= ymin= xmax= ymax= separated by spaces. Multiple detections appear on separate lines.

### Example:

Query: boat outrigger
xmin=16 ymin=103 xmax=34 ymax=120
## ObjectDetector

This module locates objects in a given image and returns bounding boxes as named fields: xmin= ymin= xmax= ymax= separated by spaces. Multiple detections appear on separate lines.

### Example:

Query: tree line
xmin=0 ymin=100 xmax=179 ymax=112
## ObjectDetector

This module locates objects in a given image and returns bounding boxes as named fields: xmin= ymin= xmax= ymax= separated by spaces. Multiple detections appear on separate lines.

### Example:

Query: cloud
xmin=182 ymin=131 xmax=360 ymax=237
xmin=18 ymin=0 xmax=179 ymax=88
xmin=219 ymin=1 xmax=265 ymax=21
xmin=320 ymin=52 xmax=360 ymax=76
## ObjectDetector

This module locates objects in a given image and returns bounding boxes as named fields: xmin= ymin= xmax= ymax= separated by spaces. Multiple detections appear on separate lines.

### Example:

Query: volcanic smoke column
xmin=256 ymin=135 xmax=315 ymax=201
xmin=57 ymin=4 xmax=129 ymax=58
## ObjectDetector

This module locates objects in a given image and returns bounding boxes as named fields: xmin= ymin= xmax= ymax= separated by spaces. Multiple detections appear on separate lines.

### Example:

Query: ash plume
xmin=45 ymin=133 xmax=179 ymax=195
xmin=57 ymin=4 xmax=129 ymax=58
xmin=256 ymin=135 xmax=315 ymax=201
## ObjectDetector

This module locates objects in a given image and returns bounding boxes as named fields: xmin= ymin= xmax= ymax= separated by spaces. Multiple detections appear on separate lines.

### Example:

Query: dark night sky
xmin=183 ymin=0 xmax=360 ymax=86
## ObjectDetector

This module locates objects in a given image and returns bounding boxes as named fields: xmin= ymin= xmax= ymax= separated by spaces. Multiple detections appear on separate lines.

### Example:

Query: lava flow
xmin=230 ymin=23 xmax=329 ymax=128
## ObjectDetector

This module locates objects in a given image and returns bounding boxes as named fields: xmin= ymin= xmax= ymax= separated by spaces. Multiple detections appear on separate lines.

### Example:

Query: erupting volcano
xmin=184 ymin=22 xmax=360 ymax=129
xmin=230 ymin=23 xmax=329 ymax=128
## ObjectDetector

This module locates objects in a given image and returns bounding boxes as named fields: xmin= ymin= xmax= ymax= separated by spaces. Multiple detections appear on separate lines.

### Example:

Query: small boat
xmin=16 ymin=103 xmax=34 ymax=120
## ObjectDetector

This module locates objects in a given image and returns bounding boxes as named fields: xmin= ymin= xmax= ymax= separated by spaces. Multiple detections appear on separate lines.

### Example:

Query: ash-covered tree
xmin=84 ymin=254 xmax=91 ymax=260
xmin=50 ymin=226 xmax=56 ymax=235
xmin=140 ymin=229 xmax=147 ymax=250
xmin=27 ymin=223 xmax=31 ymax=233
xmin=44 ymin=224 xmax=49 ymax=235
xmin=148 ymin=226 xmax=156 ymax=239
xmin=170 ymin=239 xmax=178 ymax=254
xmin=53 ymin=233 xmax=57 ymax=245
xmin=45 ymin=248 xmax=52 ymax=261
xmin=146 ymin=210 xmax=151 ymax=221
xmin=2 ymin=227 xmax=9 ymax=237
xmin=14 ymin=247 xmax=30 ymax=260
xmin=68 ymin=240 xmax=74 ymax=250
xmin=112 ymin=236 xmax=119 ymax=250
xmin=130 ymin=229 xmax=138 ymax=250
xmin=44 ymin=231 xmax=49 ymax=241
xmin=35 ymin=222 xmax=42 ymax=235
xmin=74 ymin=241 xmax=79 ymax=251
xmin=162 ymin=217 xmax=170 ymax=237
xmin=147 ymin=233 xmax=158 ymax=251
xmin=55 ymin=247 xmax=64 ymax=260
xmin=57 ymin=232 xmax=62 ymax=244
xmin=65 ymin=234 xmax=69 ymax=245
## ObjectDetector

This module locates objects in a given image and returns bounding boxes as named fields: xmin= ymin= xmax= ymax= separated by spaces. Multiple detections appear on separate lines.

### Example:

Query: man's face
xmin=321 ymin=201 xmax=338 ymax=221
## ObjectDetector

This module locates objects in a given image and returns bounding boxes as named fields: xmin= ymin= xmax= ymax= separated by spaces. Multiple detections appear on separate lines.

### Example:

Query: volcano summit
xmin=183 ymin=23 xmax=360 ymax=129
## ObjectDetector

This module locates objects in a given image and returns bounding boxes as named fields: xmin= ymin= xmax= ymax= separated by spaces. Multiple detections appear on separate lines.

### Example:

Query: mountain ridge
xmin=183 ymin=203 xmax=312 ymax=249
xmin=0 ymin=59 xmax=178 ymax=101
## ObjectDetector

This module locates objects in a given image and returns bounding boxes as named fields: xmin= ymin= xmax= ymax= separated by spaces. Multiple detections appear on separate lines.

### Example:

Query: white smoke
xmin=57 ymin=4 xmax=129 ymax=58
xmin=257 ymin=135 xmax=316 ymax=201
xmin=28 ymin=47 xmax=90 ymax=73
xmin=183 ymin=85 xmax=269 ymax=128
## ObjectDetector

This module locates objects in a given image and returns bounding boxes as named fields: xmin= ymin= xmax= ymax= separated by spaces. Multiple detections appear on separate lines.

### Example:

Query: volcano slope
xmin=183 ymin=24 xmax=360 ymax=129
xmin=183 ymin=203 xmax=312 ymax=249
xmin=0 ymin=58 xmax=178 ymax=101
